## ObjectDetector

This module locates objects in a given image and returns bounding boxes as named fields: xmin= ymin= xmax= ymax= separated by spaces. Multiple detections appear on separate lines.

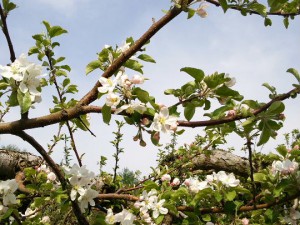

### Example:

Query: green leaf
xmin=164 ymin=89 xmax=175 ymax=95
xmin=264 ymin=17 xmax=272 ymax=26
xmin=60 ymin=64 xmax=71 ymax=72
xmin=124 ymin=59 xmax=144 ymax=74
xmin=184 ymin=103 xmax=195 ymax=121
xmin=180 ymin=67 xmax=205 ymax=82
xmin=283 ymin=17 xmax=289 ymax=29
xmin=201 ymin=214 xmax=211 ymax=222
xmin=86 ymin=60 xmax=101 ymax=75
xmin=32 ymin=34 xmax=44 ymax=42
xmin=42 ymin=20 xmax=51 ymax=32
xmin=28 ymin=46 xmax=40 ymax=55
xmin=266 ymin=101 xmax=285 ymax=115
xmin=225 ymin=190 xmax=236 ymax=201
xmin=134 ymin=87 xmax=150 ymax=103
xmin=137 ymin=54 xmax=156 ymax=63
xmin=218 ymin=0 xmax=228 ymax=12
xmin=253 ymin=173 xmax=267 ymax=183
xmin=17 ymin=91 xmax=32 ymax=114
xmin=62 ymin=78 xmax=71 ymax=88
xmin=287 ymin=68 xmax=300 ymax=83
xmin=249 ymin=2 xmax=267 ymax=17
xmin=187 ymin=8 xmax=195 ymax=19
xmin=215 ymin=85 xmax=242 ymax=99
xmin=7 ymin=91 xmax=18 ymax=107
xmin=257 ymin=123 xmax=271 ymax=146
xmin=102 ymin=104 xmax=111 ymax=125
xmin=276 ymin=144 xmax=288 ymax=157
xmin=49 ymin=26 xmax=68 ymax=38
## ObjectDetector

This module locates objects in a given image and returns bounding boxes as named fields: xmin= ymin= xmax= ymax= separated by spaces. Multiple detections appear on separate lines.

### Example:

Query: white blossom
xmin=115 ymin=102 xmax=146 ymax=114
xmin=106 ymin=92 xmax=121 ymax=107
xmin=77 ymin=187 xmax=99 ymax=212
xmin=41 ymin=216 xmax=50 ymax=224
xmin=0 ymin=179 xmax=18 ymax=206
xmin=149 ymin=198 xmax=168 ymax=219
xmin=47 ymin=172 xmax=57 ymax=182
xmin=105 ymin=208 xmax=117 ymax=224
xmin=216 ymin=171 xmax=240 ymax=187
xmin=151 ymin=107 xmax=178 ymax=133
xmin=114 ymin=209 xmax=136 ymax=225
xmin=0 ymin=53 xmax=31 ymax=81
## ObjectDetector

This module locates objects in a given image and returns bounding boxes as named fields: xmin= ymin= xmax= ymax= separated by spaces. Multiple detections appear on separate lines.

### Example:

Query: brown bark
xmin=0 ymin=149 xmax=42 ymax=180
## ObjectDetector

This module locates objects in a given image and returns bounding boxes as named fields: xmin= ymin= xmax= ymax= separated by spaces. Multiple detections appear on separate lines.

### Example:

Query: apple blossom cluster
xmin=133 ymin=189 xmax=168 ymax=224
xmin=105 ymin=208 xmax=136 ymax=225
xmin=0 ymin=53 xmax=43 ymax=103
xmin=183 ymin=171 xmax=240 ymax=193
xmin=63 ymin=164 xmax=99 ymax=212
xmin=98 ymin=70 xmax=147 ymax=110
xmin=271 ymin=159 xmax=299 ymax=175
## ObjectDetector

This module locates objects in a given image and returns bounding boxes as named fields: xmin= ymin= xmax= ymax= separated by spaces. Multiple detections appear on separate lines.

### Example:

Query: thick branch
xmin=0 ymin=149 xmax=42 ymax=180
xmin=188 ymin=149 xmax=250 ymax=177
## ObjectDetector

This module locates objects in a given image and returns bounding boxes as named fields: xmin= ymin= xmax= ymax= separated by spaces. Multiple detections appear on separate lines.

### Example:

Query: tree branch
xmin=0 ymin=3 xmax=16 ymax=62
xmin=206 ymin=0 xmax=300 ymax=17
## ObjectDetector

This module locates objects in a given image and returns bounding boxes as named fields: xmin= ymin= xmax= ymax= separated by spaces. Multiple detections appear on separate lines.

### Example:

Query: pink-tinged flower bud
xmin=134 ymin=201 xmax=142 ymax=209
xmin=157 ymin=103 xmax=166 ymax=109
xmin=183 ymin=179 xmax=191 ymax=187
xmin=131 ymin=74 xmax=145 ymax=84
xmin=170 ymin=123 xmax=178 ymax=132
xmin=294 ymin=145 xmax=299 ymax=150
xmin=47 ymin=172 xmax=57 ymax=181
xmin=171 ymin=178 xmax=180 ymax=186
xmin=226 ymin=109 xmax=237 ymax=117
xmin=241 ymin=218 xmax=249 ymax=225
xmin=161 ymin=174 xmax=171 ymax=182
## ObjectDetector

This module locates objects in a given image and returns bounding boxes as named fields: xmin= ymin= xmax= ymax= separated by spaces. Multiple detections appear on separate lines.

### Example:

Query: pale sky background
xmin=1 ymin=1 xmax=300 ymax=176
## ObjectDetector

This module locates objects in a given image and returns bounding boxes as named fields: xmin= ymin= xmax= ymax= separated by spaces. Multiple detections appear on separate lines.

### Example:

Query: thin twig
xmin=246 ymin=136 xmax=257 ymax=209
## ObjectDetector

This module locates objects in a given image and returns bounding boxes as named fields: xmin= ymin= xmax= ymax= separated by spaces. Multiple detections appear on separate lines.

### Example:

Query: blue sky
xmin=1 ymin=1 xmax=300 ymax=175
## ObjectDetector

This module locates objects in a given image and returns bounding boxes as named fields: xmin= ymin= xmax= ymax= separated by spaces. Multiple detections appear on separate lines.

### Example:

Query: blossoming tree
xmin=1 ymin=0 xmax=300 ymax=224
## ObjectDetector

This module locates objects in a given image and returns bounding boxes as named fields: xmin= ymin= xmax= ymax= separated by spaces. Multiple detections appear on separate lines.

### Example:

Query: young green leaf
xmin=180 ymin=67 xmax=205 ymax=82
xmin=287 ymin=68 xmax=300 ymax=83
xmin=137 ymin=54 xmax=156 ymax=63
xmin=86 ymin=60 xmax=101 ymax=75
xmin=49 ymin=26 xmax=68 ymax=38
xmin=184 ymin=103 xmax=195 ymax=121
xmin=102 ymin=104 xmax=112 ymax=125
